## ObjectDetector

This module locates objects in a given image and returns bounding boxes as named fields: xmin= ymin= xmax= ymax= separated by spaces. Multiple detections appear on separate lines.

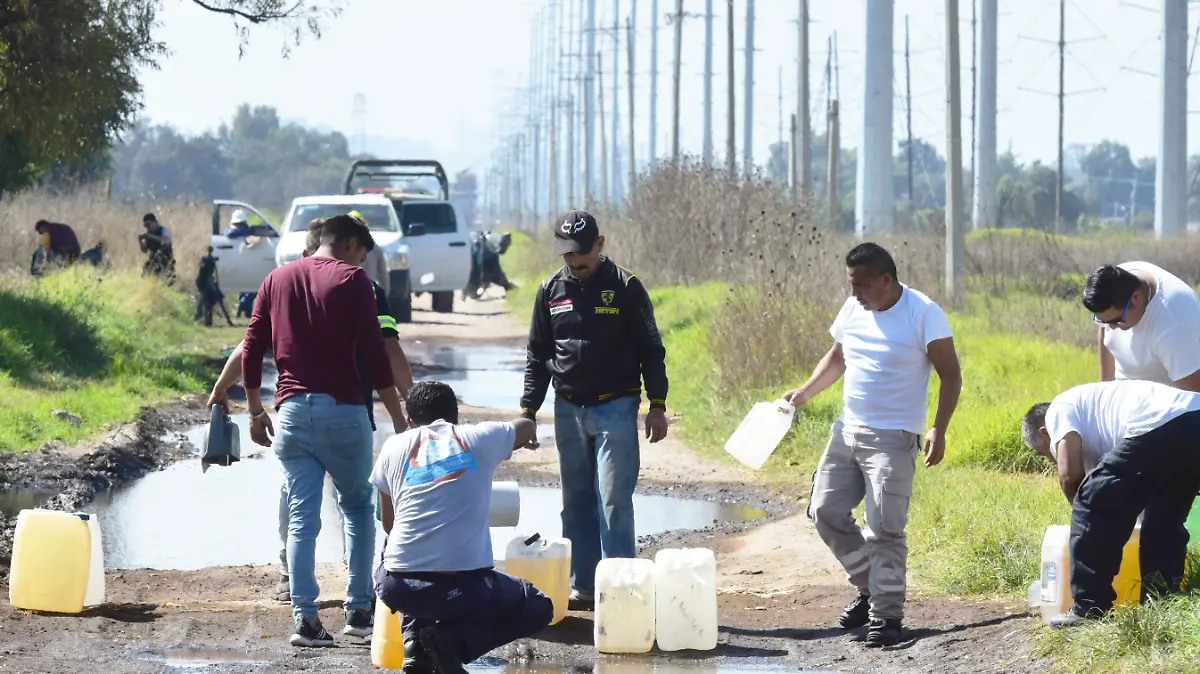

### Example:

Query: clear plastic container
xmin=9 ymin=509 xmax=92 ymax=614
xmin=594 ymin=557 xmax=656 ymax=653
xmin=504 ymin=533 xmax=572 ymax=625
xmin=723 ymin=399 xmax=795 ymax=469
xmin=371 ymin=598 xmax=405 ymax=670
xmin=653 ymin=548 xmax=718 ymax=651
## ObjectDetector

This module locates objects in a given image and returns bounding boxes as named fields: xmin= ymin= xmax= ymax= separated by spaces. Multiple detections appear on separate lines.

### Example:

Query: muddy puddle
xmin=0 ymin=486 xmax=56 ymax=517
xmin=406 ymin=344 xmax=555 ymax=411
xmin=86 ymin=414 xmax=763 ymax=570
xmin=149 ymin=647 xmax=269 ymax=668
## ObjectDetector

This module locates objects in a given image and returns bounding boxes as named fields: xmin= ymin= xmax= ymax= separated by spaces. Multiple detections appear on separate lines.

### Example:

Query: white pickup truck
xmin=345 ymin=159 xmax=473 ymax=314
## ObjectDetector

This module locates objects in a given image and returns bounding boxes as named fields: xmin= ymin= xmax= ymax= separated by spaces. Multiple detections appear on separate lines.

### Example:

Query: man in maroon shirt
xmin=34 ymin=220 xmax=81 ymax=265
xmin=241 ymin=214 xmax=406 ymax=648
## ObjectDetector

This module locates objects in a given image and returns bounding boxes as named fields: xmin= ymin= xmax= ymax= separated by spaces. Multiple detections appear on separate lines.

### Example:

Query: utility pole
xmin=611 ymin=0 xmax=622 ymax=202
xmin=789 ymin=113 xmax=798 ymax=200
xmin=599 ymin=51 xmax=609 ymax=203
xmin=905 ymin=15 xmax=914 ymax=206
xmin=855 ymin=0 xmax=895 ymax=236
xmin=826 ymin=35 xmax=839 ymax=229
xmin=1157 ymin=0 xmax=1187 ymax=238
xmin=586 ymin=0 xmax=597 ymax=205
xmin=945 ymin=0 xmax=966 ymax=299
xmin=777 ymin=65 xmax=783 ymax=148
xmin=1055 ymin=0 xmax=1064 ymax=233
xmin=972 ymin=0 xmax=998 ymax=230
xmin=703 ymin=0 xmax=715 ymax=165
xmin=797 ymin=0 xmax=811 ymax=194
xmin=628 ymin=16 xmax=637 ymax=195
xmin=650 ymin=0 xmax=660 ymax=167
xmin=970 ymin=0 xmax=977 ymax=184
xmin=743 ymin=0 xmax=755 ymax=177
xmin=726 ymin=0 xmax=736 ymax=176
xmin=671 ymin=0 xmax=684 ymax=161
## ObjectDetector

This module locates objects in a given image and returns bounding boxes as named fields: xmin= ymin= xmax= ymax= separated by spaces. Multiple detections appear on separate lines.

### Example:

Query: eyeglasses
xmin=1093 ymin=298 xmax=1132 ymax=327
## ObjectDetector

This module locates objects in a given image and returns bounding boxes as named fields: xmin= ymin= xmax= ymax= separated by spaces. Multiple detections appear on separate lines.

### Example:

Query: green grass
xmin=0 ymin=267 xmax=236 ymax=452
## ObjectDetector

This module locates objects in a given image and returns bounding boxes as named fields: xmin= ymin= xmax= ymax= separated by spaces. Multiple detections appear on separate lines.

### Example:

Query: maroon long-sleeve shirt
xmin=241 ymin=256 xmax=394 ymax=408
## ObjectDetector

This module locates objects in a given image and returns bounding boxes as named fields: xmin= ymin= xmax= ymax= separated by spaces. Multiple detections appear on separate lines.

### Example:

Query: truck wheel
xmin=431 ymin=291 xmax=454 ymax=314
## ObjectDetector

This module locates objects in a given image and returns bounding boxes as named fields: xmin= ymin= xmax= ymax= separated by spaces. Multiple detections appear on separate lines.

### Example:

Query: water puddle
xmin=87 ymin=414 xmax=764 ymax=570
xmin=407 ymin=344 xmax=554 ymax=411
xmin=0 ymin=486 xmax=56 ymax=517
xmin=150 ymin=647 xmax=268 ymax=668
xmin=482 ymin=666 xmax=831 ymax=674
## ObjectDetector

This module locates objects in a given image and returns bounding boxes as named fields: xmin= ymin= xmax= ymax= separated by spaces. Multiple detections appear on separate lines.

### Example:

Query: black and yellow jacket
xmin=521 ymin=258 xmax=668 ymax=417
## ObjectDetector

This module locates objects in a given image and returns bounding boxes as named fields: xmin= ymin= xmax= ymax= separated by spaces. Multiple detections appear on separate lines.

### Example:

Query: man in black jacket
xmin=521 ymin=209 xmax=669 ymax=609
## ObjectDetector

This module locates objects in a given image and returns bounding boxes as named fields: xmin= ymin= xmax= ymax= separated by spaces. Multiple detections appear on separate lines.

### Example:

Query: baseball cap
xmin=554 ymin=209 xmax=599 ymax=255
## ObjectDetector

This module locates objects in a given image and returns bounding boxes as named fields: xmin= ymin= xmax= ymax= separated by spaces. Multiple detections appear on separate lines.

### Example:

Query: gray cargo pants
xmin=807 ymin=419 xmax=920 ymax=620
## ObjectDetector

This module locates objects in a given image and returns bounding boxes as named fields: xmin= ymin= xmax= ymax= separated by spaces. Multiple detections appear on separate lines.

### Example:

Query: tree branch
xmin=187 ymin=0 xmax=306 ymax=24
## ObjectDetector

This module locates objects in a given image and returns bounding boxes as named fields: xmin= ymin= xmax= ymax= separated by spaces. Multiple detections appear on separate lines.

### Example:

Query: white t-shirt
xmin=830 ymin=285 xmax=953 ymax=434
xmin=1045 ymin=380 xmax=1200 ymax=472
xmin=1104 ymin=261 xmax=1200 ymax=385
xmin=370 ymin=420 xmax=515 ymax=573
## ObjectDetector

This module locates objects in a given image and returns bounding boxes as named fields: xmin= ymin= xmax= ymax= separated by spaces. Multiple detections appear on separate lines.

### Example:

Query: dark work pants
xmin=1070 ymin=411 xmax=1200 ymax=614
xmin=375 ymin=565 xmax=554 ymax=663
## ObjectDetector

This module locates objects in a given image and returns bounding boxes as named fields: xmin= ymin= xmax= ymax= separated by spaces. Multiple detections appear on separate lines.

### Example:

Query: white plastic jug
xmin=504 ymin=533 xmax=572 ymax=625
xmin=1038 ymin=525 xmax=1072 ymax=623
xmin=653 ymin=548 xmax=718 ymax=651
xmin=83 ymin=514 xmax=105 ymax=607
xmin=723 ymin=399 xmax=795 ymax=469
xmin=594 ymin=558 xmax=656 ymax=653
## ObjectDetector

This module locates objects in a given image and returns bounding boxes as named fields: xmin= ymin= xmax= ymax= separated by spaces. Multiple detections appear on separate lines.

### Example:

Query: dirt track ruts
xmin=0 ymin=292 xmax=1049 ymax=673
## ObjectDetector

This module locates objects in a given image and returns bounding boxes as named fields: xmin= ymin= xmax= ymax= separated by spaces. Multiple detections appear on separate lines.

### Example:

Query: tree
xmin=0 ymin=0 xmax=342 ymax=199
xmin=765 ymin=142 xmax=788 ymax=184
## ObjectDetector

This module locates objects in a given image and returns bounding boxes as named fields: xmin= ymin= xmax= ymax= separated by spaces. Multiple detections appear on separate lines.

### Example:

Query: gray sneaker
xmin=274 ymin=574 xmax=290 ymax=603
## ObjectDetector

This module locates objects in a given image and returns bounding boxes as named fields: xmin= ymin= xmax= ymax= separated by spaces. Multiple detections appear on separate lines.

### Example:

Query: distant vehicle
xmin=344 ymin=159 xmax=472 ymax=314
xmin=208 ymin=200 xmax=282 ymax=296
xmin=273 ymin=194 xmax=413 ymax=322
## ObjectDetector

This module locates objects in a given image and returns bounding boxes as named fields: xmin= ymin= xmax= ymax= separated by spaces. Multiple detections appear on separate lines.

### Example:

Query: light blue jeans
xmin=275 ymin=393 xmax=375 ymax=620
xmin=554 ymin=395 xmax=641 ymax=593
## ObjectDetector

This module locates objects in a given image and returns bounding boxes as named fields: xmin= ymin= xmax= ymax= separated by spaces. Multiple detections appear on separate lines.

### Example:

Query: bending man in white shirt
xmin=1021 ymin=380 xmax=1200 ymax=628
xmin=782 ymin=242 xmax=962 ymax=648
xmin=372 ymin=381 xmax=550 ymax=674
xmin=1083 ymin=262 xmax=1200 ymax=391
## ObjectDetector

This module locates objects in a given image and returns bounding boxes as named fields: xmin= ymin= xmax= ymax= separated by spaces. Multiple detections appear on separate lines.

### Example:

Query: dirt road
xmin=0 ymin=293 xmax=1046 ymax=673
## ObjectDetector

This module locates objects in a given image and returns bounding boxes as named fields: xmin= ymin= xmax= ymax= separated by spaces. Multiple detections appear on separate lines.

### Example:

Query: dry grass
xmin=0 ymin=189 xmax=212 ymax=282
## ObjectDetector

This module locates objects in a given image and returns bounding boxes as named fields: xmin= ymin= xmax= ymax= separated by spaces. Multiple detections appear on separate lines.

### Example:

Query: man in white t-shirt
xmin=1020 ymin=380 xmax=1200 ymax=628
xmin=1083 ymin=262 xmax=1200 ymax=391
xmin=782 ymin=242 xmax=962 ymax=648
xmin=371 ymin=381 xmax=550 ymax=674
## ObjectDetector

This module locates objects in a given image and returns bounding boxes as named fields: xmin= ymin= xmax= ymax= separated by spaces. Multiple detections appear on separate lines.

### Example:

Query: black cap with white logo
xmin=553 ymin=210 xmax=599 ymax=255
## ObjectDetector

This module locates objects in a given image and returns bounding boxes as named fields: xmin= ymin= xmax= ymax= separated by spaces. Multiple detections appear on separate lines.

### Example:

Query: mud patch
xmin=0 ymin=400 xmax=209 ymax=579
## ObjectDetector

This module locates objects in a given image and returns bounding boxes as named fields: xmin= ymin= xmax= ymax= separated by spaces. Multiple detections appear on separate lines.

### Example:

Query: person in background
xmin=194 ymin=246 xmax=235 ymax=327
xmin=225 ymin=210 xmax=251 ymax=239
xmin=34 ymin=220 xmax=81 ymax=266
xmin=520 ymin=209 xmax=669 ymax=610
xmin=80 ymin=240 xmax=108 ymax=268
xmin=1083 ymin=262 xmax=1200 ymax=392
xmin=1021 ymin=380 xmax=1200 ymax=628
xmin=350 ymin=210 xmax=390 ymax=299
xmin=139 ymin=213 xmax=175 ymax=281
xmin=782 ymin=242 xmax=961 ymax=648
xmin=373 ymin=381 xmax=550 ymax=674
xmin=230 ymin=215 xmax=409 ymax=646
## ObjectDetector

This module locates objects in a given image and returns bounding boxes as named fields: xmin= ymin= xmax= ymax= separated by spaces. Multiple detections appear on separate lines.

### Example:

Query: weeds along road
xmin=0 ymin=292 xmax=1045 ymax=674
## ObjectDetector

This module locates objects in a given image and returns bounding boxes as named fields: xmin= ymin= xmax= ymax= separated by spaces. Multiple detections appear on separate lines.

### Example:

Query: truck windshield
xmin=286 ymin=203 xmax=398 ymax=233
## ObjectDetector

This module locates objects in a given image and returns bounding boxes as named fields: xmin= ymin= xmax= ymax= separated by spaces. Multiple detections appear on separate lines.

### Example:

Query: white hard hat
xmin=231 ymin=209 xmax=248 ymax=225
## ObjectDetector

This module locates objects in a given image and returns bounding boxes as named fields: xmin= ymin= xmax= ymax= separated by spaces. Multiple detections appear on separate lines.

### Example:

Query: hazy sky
xmin=140 ymin=0 xmax=1200 ymax=178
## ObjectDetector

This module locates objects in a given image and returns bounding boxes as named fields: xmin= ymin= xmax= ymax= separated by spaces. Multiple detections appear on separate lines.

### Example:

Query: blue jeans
xmin=375 ymin=566 xmax=554 ymax=663
xmin=553 ymin=395 xmax=641 ymax=593
xmin=275 ymin=394 xmax=375 ymax=620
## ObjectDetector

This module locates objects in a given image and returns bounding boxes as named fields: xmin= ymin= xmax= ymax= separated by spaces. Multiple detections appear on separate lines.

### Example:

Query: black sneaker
xmin=344 ymin=608 xmax=373 ymax=637
xmin=290 ymin=617 xmax=335 ymax=647
xmin=865 ymin=618 xmax=903 ymax=647
xmin=568 ymin=588 xmax=595 ymax=612
xmin=838 ymin=592 xmax=871 ymax=629
xmin=417 ymin=626 xmax=467 ymax=674
xmin=274 ymin=574 xmax=290 ymax=603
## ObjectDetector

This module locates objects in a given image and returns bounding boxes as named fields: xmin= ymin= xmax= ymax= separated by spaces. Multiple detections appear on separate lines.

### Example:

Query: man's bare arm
xmin=385 ymin=338 xmax=415 ymax=398
xmin=785 ymin=342 xmax=846 ymax=406
xmin=509 ymin=418 xmax=537 ymax=450
xmin=1098 ymin=328 xmax=1115 ymax=382
xmin=1056 ymin=433 xmax=1086 ymax=503
xmin=926 ymin=337 xmax=962 ymax=433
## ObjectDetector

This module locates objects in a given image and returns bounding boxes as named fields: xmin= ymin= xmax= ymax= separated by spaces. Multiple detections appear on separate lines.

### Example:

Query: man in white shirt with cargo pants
xmin=783 ymin=243 xmax=962 ymax=648
xmin=1021 ymin=380 xmax=1200 ymax=628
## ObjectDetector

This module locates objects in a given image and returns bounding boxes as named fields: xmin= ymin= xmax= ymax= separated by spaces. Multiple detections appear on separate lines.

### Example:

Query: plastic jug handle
xmin=773 ymin=399 xmax=796 ymax=414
